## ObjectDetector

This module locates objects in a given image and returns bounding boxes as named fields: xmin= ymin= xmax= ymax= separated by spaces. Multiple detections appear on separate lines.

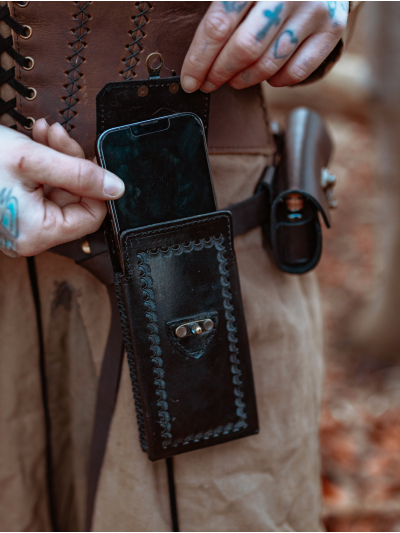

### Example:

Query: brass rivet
xmin=169 ymin=83 xmax=179 ymax=94
xmin=175 ymin=325 xmax=187 ymax=338
xmin=20 ymin=25 xmax=32 ymax=39
xmin=22 ymin=56 xmax=34 ymax=71
xmin=191 ymin=323 xmax=202 ymax=335
xmin=16 ymin=1 xmax=29 ymax=6
xmin=23 ymin=117 xmax=35 ymax=130
xmin=82 ymin=240 xmax=91 ymax=254
xmin=25 ymin=87 xmax=37 ymax=101
xmin=138 ymin=85 xmax=149 ymax=97
xmin=203 ymin=319 xmax=214 ymax=331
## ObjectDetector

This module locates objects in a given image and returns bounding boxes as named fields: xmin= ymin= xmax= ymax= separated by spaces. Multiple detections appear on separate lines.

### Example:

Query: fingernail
xmin=181 ymin=75 xmax=200 ymax=93
xmin=103 ymin=171 xmax=125 ymax=198
xmin=41 ymin=118 xmax=48 ymax=125
xmin=200 ymin=80 xmax=217 ymax=93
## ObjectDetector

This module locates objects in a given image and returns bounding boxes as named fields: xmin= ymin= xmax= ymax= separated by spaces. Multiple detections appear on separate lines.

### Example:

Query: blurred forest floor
xmin=264 ymin=6 xmax=400 ymax=530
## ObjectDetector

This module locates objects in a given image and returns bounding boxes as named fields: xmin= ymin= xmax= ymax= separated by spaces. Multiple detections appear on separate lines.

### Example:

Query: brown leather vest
xmin=3 ymin=1 xmax=274 ymax=159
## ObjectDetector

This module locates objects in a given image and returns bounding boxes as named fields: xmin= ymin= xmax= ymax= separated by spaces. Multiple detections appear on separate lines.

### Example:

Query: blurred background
xmin=264 ymin=4 xmax=400 ymax=531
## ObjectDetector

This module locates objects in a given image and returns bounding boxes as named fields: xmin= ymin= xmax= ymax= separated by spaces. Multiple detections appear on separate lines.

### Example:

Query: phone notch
xmin=130 ymin=117 xmax=170 ymax=137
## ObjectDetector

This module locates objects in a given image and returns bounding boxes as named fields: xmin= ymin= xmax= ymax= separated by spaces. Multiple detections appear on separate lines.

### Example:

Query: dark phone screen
xmin=98 ymin=113 xmax=216 ymax=233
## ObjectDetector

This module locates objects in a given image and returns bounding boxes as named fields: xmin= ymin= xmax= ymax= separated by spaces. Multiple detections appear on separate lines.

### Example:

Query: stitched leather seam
xmin=131 ymin=232 xmax=247 ymax=450
xmin=123 ymin=213 xmax=232 ymax=253
xmin=114 ymin=275 xmax=148 ymax=451
xmin=136 ymin=250 xmax=172 ymax=448
xmin=60 ymin=1 xmax=91 ymax=132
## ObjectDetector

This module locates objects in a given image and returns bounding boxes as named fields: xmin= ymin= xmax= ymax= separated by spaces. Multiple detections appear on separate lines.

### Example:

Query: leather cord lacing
xmin=0 ymin=3 xmax=34 ymax=129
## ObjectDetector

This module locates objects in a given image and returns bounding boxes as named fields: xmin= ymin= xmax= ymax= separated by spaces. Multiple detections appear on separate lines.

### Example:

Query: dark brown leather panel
xmin=10 ymin=1 xmax=274 ymax=157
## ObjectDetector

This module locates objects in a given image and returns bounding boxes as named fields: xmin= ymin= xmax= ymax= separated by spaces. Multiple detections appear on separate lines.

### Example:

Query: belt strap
xmin=84 ymin=284 xmax=124 ymax=532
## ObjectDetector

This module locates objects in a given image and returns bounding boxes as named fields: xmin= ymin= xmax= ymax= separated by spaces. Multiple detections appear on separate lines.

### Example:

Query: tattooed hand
xmin=0 ymin=120 xmax=124 ymax=257
xmin=181 ymin=1 xmax=349 ymax=91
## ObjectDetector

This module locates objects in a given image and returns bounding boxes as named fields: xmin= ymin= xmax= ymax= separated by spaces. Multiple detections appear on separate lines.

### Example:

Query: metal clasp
xmin=321 ymin=168 xmax=338 ymax=209
xmin=146 ymin=52 xmax=164 ymax=78
xmin=175 ymin=318 xmax=215 ymax=339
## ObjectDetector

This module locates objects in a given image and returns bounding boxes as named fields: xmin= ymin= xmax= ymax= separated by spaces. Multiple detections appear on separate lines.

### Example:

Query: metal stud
xmin=138 ymin=85 xmax=149 ymax=97
xmin=203 ymin=319 xmax=214 ymax=331
xmin=169 ymin=83 xmax=179 ymax=94
xmin=175 ymin=325 xmax=187 ymax=338
xmin=82 ymin=240 xmax=91 ymax=254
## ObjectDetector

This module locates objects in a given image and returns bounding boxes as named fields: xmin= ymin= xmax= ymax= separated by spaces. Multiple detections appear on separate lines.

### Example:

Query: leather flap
xmin=276 ymin=107 xmax=333 ymax=228
xmin=96 ymin=76 xmax=210 ymax=139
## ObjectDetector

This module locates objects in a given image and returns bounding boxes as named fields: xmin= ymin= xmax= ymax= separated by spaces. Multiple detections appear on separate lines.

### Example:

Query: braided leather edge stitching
xmin=115 ymin=275 xmax=148 ymax=451
xmin=134 ymin=233 xmax=247 ymax=450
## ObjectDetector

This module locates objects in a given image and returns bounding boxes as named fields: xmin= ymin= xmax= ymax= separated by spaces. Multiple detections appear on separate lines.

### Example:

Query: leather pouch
xmin=116 ymin=212 xmax=258 ymax=461
xmin=97 ymin=70 xmax=259 ymax=461
xmin=258 ymin=108 xmax=334 ymax=274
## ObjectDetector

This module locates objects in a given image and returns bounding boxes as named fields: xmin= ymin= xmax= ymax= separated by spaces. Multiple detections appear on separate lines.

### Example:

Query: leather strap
xmin=85 ymin=284 xmax=124 ymax=532
xmin=230 ymin=189 xmax=269 ymax=238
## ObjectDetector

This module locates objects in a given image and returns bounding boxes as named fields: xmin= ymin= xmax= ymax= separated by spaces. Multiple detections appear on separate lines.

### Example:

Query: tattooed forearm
xmin=273 ymin=29 xmax=299 ymax=59
xmin=222 ymin=1 xmax=247 ymax=14
xmin=0 ymin=188 xmax=19 ymax=253
xmin=256 ymin=3 xmax=283 ymax=42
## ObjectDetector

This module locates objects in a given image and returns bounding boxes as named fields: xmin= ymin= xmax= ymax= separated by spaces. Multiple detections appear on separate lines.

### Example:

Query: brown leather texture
xmin=9 ymin=1 xmax=274 ymax=158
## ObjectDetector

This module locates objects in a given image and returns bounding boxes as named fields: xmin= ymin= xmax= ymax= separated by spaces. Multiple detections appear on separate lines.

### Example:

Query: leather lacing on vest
xmin=0 ymin=3 xmax=35 ymax=129
xmin=122 ymin=1 xmax=152 ymax=80
xmin=61 ymin=1 xmax=91 ymax=133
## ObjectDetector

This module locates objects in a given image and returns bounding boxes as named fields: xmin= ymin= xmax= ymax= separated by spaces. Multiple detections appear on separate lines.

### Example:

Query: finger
xmin=32 ymin=118 xmax=49 ymax=146
xmin=181 ymin=1 xmax=253 ymax=93
xmin=47 ymin=122 xmax=86 ymax=159
xmin=268 ymin=29 xmax=342 ymax=87
xmin=199 ymin=1 xmax=291 ymax=92
xmin=46 ymin=187 xmax=81 ymax=208
xmin=16 ymin=143 xmax=125 ymax=200
xmin=228 ymin=26 xmax=306 ymax=89
xmin=25 ymin=198 xmax=107 ymax=255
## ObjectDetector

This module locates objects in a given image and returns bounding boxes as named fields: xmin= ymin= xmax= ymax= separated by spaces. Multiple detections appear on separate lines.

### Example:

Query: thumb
xmin=17 ymin=141 xmax=125 ymax=200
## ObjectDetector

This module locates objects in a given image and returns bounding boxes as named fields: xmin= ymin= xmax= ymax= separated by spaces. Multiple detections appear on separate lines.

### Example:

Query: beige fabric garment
xmin=0 ymin=153 xmax=324 ymax=532
xmin=0 ymin=155 xmax=323 ymax=531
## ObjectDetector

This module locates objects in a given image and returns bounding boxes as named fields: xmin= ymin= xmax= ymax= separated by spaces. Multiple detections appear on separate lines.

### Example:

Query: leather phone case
xmin=96 ymin=77 xmax=259 ymax=460
xmin=116 ymin=212 xmax=258 ymax=461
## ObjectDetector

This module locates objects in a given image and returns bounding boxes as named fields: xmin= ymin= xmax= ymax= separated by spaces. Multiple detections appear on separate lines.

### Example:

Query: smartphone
xmin=96 ymin=112 xmax=217 ymax=255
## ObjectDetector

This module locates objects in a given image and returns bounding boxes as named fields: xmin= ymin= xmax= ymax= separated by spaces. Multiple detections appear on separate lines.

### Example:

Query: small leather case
xmin=96 ymin=67 xmax=259 ymax=460
xmin=116 ymin=212 xmax=258 ymax=461
xmin=258 ymin=108 xmax=334 ymax=274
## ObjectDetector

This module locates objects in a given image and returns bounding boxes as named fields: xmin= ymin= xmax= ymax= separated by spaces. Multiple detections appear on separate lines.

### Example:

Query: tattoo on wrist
xmin=222 ymin=1 xmax=247 ymax=14
xmin=256 ymin=3 xmax=283 ymax=42
xmin=0 ymin=188 xmax=19 ymax=254
xmin=273 ymin=29 xmax=299 ymax=59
